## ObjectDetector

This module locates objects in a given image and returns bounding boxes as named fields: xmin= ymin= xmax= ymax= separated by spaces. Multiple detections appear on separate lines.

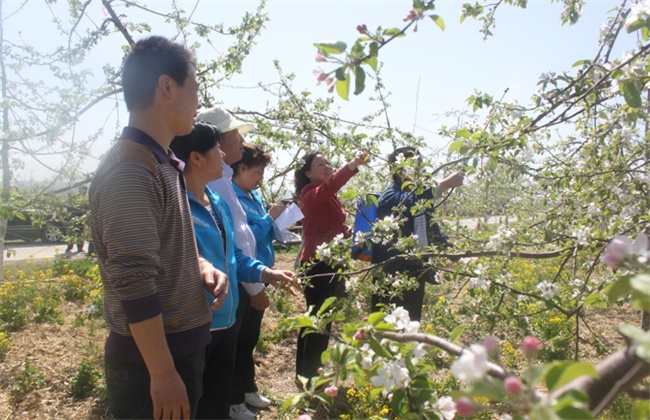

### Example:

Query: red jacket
xmin=299 ymin=165 xmax=356 ymax=262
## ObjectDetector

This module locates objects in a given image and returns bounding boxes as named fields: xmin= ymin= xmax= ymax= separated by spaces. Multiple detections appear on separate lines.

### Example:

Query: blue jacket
xmin=233 ymin=184 xmax=276 ymax=268
xmin=187 ymin=187 xmax=266 ymax=330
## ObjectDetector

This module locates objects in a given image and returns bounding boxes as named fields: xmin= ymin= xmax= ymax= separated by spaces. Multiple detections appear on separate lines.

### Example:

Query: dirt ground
xmin=0 ymin=253 xmax=303 ymax=420
xmin=0 ymin=252 xmax=643 ymax=419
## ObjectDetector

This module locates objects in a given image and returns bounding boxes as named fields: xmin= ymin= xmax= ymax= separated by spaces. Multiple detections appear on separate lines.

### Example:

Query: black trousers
xmin=232 ymin=283 xmax=265 ymax=405
xmin=295 ymin=261 xmax=346 ymax=379
xmin=105 ymin=349 xmax=205 ymax=419
xmin=196 ymin=327 xmax=239 ymax=419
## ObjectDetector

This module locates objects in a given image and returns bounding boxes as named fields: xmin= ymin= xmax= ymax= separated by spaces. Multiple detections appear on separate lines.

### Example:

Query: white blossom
xmin=537 ymin=281 xmax=560 ymax=300
xmin=432 ymin=396 xmax=456 ymax=419
xmin=370 ymin=359 xmax=411 ymax=395
xmin=451 ymin=344 xmax=489 ymax=382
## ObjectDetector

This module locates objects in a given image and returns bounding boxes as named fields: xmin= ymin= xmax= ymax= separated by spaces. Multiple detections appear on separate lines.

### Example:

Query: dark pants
xmin=371 ymin=273 xmax=426 ymax=322
xmin=232 ymin=283 xmax=265 ymax=405
xmin=296 ymin=261 xmax=346 ymax=379
xmin=105 ymin=350 xmax=205 ymax=419
xmin=196 ymin=327 xmax=239 ymax=419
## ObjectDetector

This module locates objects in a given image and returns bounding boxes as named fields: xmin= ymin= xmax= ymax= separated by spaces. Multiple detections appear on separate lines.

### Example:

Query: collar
xmin=120 ymin=126 xmax=185 ymax=172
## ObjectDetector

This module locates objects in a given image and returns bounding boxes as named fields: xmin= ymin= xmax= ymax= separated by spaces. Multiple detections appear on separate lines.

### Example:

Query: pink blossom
xmin=297 ymin=415 xmax=312 ymax=420
xmin=403 ymin=9 xmax=418 ymax=22
xmin=522 ymin=336 xmax=542 ymax=357
xmin=354 ymin=328 xmax=366 ymax=341
xmin=315 ymin=53 xmax=325 ymax=62
xmin=324 ymin=386 xmax=338 ymax=397
xmin=482 ymin=335 xmax=499 ymax=359
xmin=317 ymin=367 xmax=324 ymax=374
xmin=603 ymin=236 xmax=633 ymax=266
xmin=356 ymin=24 xmax=367 ymax=34
xmin=455 ymin=397 xmax=476 ymax=417
xmin=504 ymin=375 xmax=523 ymax=396
xmin=602 ymin=233 xmax=650 ymax=266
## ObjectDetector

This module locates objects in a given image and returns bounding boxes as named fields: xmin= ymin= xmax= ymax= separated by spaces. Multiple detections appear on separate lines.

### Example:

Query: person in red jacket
xmin=294 ymin=150 xmax=369 ymax=381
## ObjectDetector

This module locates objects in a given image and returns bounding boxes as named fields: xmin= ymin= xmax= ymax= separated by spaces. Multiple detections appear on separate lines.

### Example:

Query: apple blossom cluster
xmin=486 ymin=225 xmax=516 ymax=252
xmin=536 ymin=280 xmax=560 ymax=300
xmin=450 ymin=344 xmax=489 ymax=382
xmin=602 ymin=233 xmax=650 ymax=267
xmin=370 ymin=358 xmax=411 ymax=395
xmin=572 ymin=225 xmax=590 ymax=246
xmin=625 ymin=0 xmax=650 ymax=28
xmin=428 ymin=396 xmax=456 ymax=420
xmin=370 ymin=215 xmax=403 ymax=245
xmin=315 ymin=233 xmax=348 ymax=264
xmin=384 ymin=306 xmax=420 ymax=333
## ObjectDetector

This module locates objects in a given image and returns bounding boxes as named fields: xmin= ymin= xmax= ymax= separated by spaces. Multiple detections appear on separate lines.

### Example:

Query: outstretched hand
xmin=348 ymin=151 xmax=370 ymax=172
xmin=262 ymin=268 xmax=300 ymax=296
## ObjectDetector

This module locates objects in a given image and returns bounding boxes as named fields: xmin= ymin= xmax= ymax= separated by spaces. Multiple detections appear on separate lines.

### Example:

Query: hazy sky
xmin=4 ymin=0 xmax=636 ymax=182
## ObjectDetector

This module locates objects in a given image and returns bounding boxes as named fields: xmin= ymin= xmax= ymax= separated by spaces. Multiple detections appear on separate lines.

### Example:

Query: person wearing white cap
xmin=196 ymin=107 xmax=271 ymax=419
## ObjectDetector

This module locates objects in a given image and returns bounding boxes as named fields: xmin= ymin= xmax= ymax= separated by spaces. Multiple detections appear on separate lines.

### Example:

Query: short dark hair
xmin=169 ymin=122 xmax=221 ymax=163
xmin=388 ymin=146 xmax=420 ymax=183
xmin=231 ymin=143 xmax=272 ymax=174
xmin=294 ymin=151 xmax=320 ymax=198
xmin=122 ymin=36 xmax=197 ymax=111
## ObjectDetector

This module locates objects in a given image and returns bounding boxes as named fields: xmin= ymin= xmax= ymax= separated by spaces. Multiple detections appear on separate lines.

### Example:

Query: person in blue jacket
xmin=230 ymin=143 xmax=286 ymax=411
xmin=371 ymin=146 xmax=464 ymax=322
xmin=170 ymin=123 xmax=294 ymax=420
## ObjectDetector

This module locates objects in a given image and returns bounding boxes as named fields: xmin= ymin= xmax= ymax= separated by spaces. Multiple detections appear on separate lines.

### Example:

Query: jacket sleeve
xmin=234 ymin=245 xmax=265 ymax=283
xmin=301 ymin=165 xmax=356 ymax=209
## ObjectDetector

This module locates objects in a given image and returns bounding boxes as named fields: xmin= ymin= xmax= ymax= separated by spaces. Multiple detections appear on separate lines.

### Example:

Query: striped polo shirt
xmin=89 ymin=127 xmax=211 ymax=363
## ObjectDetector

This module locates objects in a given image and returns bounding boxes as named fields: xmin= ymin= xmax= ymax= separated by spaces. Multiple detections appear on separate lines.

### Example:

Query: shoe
xmin=229 ymin=403 xmax=256 ymax=419
xmin=245 ymin=391 xmax=271 ymax=409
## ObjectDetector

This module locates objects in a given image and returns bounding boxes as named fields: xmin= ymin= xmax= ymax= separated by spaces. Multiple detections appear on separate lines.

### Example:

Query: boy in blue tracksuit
xmin=170 ymin=123 xmax=294 ymax=419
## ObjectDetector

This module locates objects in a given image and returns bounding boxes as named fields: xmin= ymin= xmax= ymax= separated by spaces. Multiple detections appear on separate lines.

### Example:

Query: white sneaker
xmin=245 ymin=391 xmax=271 ymax=409
xmin=229 ymin=403 xmax=256 ymax=419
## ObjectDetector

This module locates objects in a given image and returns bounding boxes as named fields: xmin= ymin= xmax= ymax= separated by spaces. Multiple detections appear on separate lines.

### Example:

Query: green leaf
xmin=621 ymin=80 xmax=642 ymax=108
xmin=368 ymin=311 xmax=385 ymax=325
xmin=317 ymin=296 xmax=337 ymax=316
xmin=606 ymin=276 xmax=631 ymax=303
xmin=630 ymin=274 xmax=650 ymax=297
xmin=572 ymin=59 xmax=592 ymax=67
xmin=314 ymin=41 xmax=347 ymax=55
xmin=363 ymin=42 xmax=379 ymax=71
xmin=449 ymin=325 xmax=465 ymax=343
xmin=429 ymin=15 xmax=445 ymax=31
xmin=530 ymin=404 xmax=562 ymax=420
xmin=626 ymin=19 xmax=646 ymax=33
xmin=464 ymin=381 xmax=503 ymax=401
xmin=382 ymin=27 xmax=405 ymax=37
xmin=555 ymin=406 xmax=594 ymax=419
xmin=448 ymin=141 xmax=465 ymax=153
xmin=619 ymin=324 xmax=650 ymax=344
xmin=546 ymin=362 xmax=599 ymax=392
xmin=631 ymin=290 xmax=650 ymax=311
xmin=341 ymin=189 xmax=358 ymax=200
xmin=336 ymin=73 xmax=350 ymax=101
xmin=354 ymin=66 xmax=366 ymax=95
xmin=335 ymin=67 xmax=346 ymax=81
xmin=636 ymin=343 xmax=650 ymax=364
xmin=367 ymin=335 xmax=393 ymax=359
xmin=631 ymin=398 xmax=649 ymax=420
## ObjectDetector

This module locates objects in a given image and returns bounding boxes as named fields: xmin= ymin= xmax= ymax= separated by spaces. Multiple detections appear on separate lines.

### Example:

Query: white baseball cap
xmin=195 ymin=107 xmax=254 ymax=135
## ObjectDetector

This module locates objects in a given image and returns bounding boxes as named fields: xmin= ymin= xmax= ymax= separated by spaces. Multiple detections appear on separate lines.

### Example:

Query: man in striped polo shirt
xmin=89 ymin=36 xmax=228 ymax=420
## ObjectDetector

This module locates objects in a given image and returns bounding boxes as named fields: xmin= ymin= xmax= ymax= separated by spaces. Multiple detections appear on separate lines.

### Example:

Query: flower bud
xmin=455 ymin=397 xmax=476 ymax=417
xmin=354 ymin=328 xmax=366 ymax=341
xmin=602 ymin=236 xmax=631 ymax=267
xmin=297 ymin=415 xmax=312 ymax=420
xmin=317 ymin=367 xmax=324 ymax=375
xmin=356 ymin=24 xmax=368 ymax=34
xmin=315 ymin=53 xmax=325 ymax=62
xmin=324 ymin=386 xmax=338 ymax=397
xmin=504 ymin=375 xmax=523 ymax=396
xmin=482 ymin=335 xmax=499 ymax=359
xmin=522 ymin=336 xmax=542 ymax=357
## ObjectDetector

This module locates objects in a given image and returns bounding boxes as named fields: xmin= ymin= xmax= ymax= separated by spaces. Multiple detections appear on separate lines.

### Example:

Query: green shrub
xmin=12 ymin=359 xmax=44 ymax=395
xmin=69 ymin=359 xmax=99 ymax=399
xmin=0 ymin=332 xmax=10 ymax=361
